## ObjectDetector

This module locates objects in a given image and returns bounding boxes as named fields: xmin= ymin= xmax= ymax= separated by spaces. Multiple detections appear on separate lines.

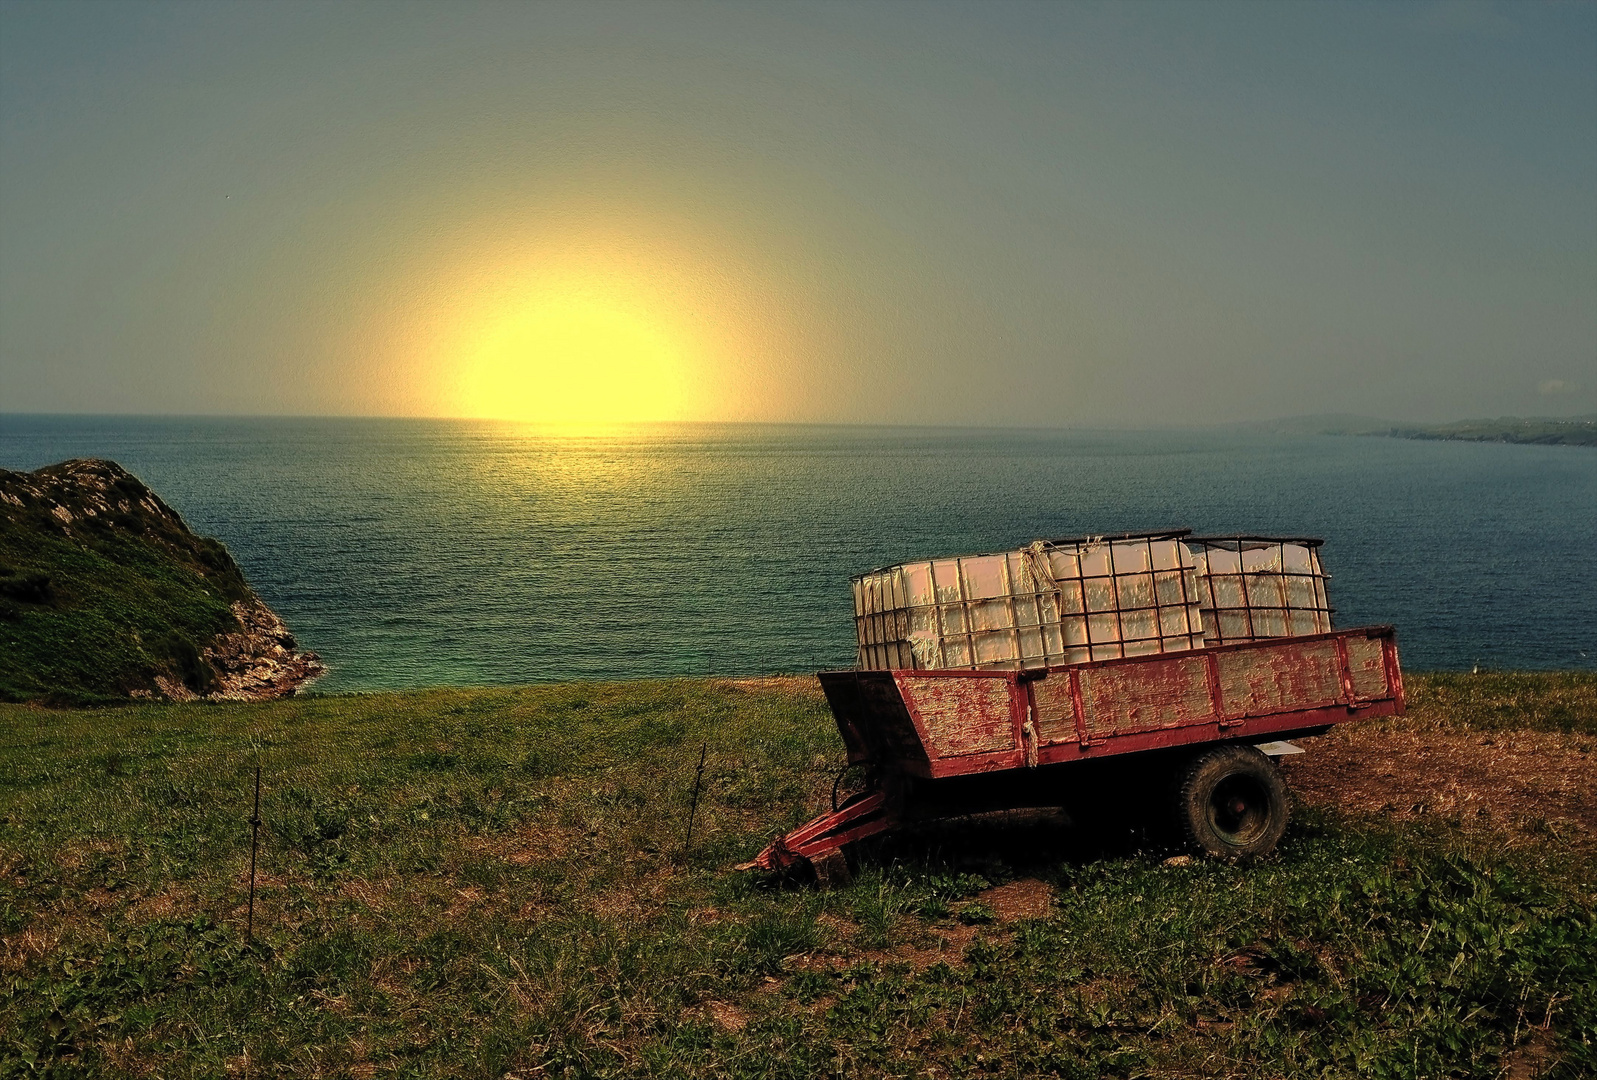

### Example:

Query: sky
xmin=1 ymin=0 xmax=1594 ymax=427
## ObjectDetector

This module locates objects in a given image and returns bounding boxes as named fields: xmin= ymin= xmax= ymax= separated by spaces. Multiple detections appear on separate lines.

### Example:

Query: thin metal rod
xmin=683 ymin=742 xmax=708 ymax=856
xmin=1147 ymin=535 xmax=1166 ymax=655
xmin=1240 ymin=534 xmax=1257 ymax=642
xmin=247 ymin=762 xmax=261 ymax=944
xmin=1106 ymin=540 xmax=1125 ymax=659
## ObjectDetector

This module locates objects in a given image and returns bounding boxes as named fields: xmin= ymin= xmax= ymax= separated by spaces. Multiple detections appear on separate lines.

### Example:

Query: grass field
xmin=1 ymin=673 xmax=1593 ymax=1078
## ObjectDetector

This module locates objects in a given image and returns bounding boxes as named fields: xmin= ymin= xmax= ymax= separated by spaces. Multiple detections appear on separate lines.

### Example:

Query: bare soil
xmin=978 ymin=878 xmax=1054 ymax=921
xmin=718 ymin=675 xmax=825 ymax=697
xmin=705 ymin=1000 xmax=751 ymax=1032
xmin=1280 ymin=721 xmax=1597 ymax=843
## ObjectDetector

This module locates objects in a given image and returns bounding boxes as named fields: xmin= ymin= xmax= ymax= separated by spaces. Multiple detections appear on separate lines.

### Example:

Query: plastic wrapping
xmin=853 ymin=532 xmax=1207 ymax=670
xmin=1185 ymin=537 xmax=1333 ymax=646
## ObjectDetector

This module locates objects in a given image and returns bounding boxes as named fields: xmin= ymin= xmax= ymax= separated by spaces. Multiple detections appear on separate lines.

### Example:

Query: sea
xmin=2 ymin=415 xmax=1593 ymax=691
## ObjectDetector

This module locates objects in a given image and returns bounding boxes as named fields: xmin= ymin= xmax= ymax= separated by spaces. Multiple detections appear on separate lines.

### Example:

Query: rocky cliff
xmin=0 ymin=459 xmax=323 ymax=704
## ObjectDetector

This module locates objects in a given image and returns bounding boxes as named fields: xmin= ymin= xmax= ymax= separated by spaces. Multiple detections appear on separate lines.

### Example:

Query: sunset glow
xmin=453 ymin=295 xmax=690 ymax=425
xmin=3 ymin=3 xmax=1591 ymax=425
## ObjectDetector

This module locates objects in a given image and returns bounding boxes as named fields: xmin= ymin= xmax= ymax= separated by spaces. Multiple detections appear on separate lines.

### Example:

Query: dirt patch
xmin=868 ymin=922 xmax=994 ymax=972
xmin=901 ymin=923 xmax=983 ymax=968
xmin=881 ymin=925 xmax=983 ymax=971
xmin=445 ymin=886 xmax=484 ymax=917
xmin=1280 ymin=724 xmax=1596 ymax=842
xmin=717 ymin=676 xmax=825 ymax=697
xmin=126 ymin=885 xmax=199 ymax=923
xmin=2 ymin=882 xmax=204 ymax=975
xmin=794 ymin=916 xmax=986 ymax=974
xmin=475 ymin=821 xmax=583 ymax=866
xmin=335 ymin=878 xmax=390 ymax=912
xmin=0 ymin=923 xmax=62 ymax=974
xmin=585 ymin=886 xmax=652 ymax=923
xmin=706 ymin=1000 xmax=750 ymax=1032
xmin=815 ymin=911 xmax=857 ymax=936
xmin=978 ymin=879 xmax=1053 ymax=922
xmin=1501 ymin=1027 xmax=1558 ymax=1080
xmin=54 ymin=838 xmax=122 ymax=872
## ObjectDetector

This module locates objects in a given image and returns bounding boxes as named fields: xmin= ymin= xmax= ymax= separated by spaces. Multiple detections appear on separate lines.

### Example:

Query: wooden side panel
xmin=1029 ymin=674 xmax=1078 ymax=745
xmin=1216 ymin=639 xmax=1344 ymax=718
xmin=831 ymin=627 xmax=1400 ymax=777
xmin=1345 ymin=635 xmax=1389 ymax=701
xmin=897 ymin=675 xmax=1017 ymax=758
xmin=1078 ymin=654 xmax=1214 ymax=738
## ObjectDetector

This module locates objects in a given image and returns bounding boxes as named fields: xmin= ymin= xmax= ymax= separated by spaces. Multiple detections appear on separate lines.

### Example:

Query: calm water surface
xmin=3 ymin=416 xmax=1593 ymax=690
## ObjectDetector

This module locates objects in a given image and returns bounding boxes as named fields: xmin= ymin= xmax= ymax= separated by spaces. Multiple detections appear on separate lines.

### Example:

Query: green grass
xmin=1 ymin=673 xmax=1593 ymax=1078
xmin=1404 ymin=671 xmax=1597 ymax=735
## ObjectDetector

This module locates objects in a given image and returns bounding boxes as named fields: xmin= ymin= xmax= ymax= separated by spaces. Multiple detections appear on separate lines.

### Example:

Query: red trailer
xmin=754 ymin=624 xmax=1404 ymax=884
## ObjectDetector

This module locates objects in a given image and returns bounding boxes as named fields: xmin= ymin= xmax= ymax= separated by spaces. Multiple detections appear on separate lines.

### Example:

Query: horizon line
xmin=0 ymin=408 xmax=1391 ymax=434
xmin=4 ymin=409 xmax=1594 ymax=433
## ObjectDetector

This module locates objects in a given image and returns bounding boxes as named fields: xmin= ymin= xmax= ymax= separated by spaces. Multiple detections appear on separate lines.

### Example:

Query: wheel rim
xmin=1206 ymin=773 xmax=1271 ymax=846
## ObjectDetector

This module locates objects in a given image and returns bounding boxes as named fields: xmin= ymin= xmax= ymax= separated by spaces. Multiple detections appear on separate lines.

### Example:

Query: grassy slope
xmin=0 ymin=464 xmax=253 ymax=704
xmin=1403 ymin=671 xmax=1597 ymax=734
xmin=0 ymin=674 xmax=1592 ymax=1079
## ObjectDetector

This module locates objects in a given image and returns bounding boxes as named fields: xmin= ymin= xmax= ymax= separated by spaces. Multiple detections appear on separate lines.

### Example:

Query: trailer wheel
xmin=1175 ymin=744 xmax=1288 ymax=859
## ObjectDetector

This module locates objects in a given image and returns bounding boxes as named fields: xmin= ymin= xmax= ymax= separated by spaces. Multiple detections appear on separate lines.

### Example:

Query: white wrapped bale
xmin=1186 ymin=537 xmax=1333 ymax=646
xmin=853 ymin=532 xmax=1207 ymax=671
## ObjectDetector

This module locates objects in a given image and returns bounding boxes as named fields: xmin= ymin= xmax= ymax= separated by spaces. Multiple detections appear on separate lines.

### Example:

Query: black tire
xmin=1175 ymin=744 xmax=1289 ymax=859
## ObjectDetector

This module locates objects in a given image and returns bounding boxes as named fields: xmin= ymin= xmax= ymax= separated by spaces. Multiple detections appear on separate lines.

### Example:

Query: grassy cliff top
xmin=1 ymin=672 xmax=1591 ymax=1078
xmin=0 ymin=459 xmax=314 ymax=704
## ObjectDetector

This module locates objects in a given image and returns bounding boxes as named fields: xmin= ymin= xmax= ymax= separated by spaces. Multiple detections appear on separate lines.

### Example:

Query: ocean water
xmin=3 ymin=415 xmax=1593 ymax=690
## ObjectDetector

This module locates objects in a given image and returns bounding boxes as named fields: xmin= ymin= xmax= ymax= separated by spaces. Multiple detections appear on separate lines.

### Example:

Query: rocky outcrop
xmin=150 ymin=600 xmax=325 ymax=702
xmin=0 ymin=458 xmax=323 ymax=704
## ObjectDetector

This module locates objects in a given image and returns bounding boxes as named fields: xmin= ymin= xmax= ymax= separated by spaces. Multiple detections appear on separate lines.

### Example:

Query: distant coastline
xmin=1251 ymin=413 xmax=1597 ymax=447
xmin=1377 ymin=416 xmax=1596 ymax=447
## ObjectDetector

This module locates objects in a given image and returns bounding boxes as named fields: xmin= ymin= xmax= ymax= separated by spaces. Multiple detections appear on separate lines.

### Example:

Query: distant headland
xmin=1249 ymin=414 xmax=1596 ymax=447
xmin=0 ymin=458 xmax=322 ymax=705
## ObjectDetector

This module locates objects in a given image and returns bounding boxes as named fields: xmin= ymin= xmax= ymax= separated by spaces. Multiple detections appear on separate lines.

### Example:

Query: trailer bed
xmin=826 ymin=626 xmax=1402 ymax=779
xmin=754 ymin=626 xmax=1403 ymax=878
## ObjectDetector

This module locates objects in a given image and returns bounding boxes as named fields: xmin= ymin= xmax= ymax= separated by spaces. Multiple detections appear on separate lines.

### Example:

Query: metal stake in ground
xmin=246 ymin=762 xmax=261 ymax=945
xmin=683 ymin=742 xmax=708 ymax=856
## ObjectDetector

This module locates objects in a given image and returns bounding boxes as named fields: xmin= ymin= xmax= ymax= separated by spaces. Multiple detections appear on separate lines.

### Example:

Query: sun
xmin=455 ymin=296 xmax=688 ymax=424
